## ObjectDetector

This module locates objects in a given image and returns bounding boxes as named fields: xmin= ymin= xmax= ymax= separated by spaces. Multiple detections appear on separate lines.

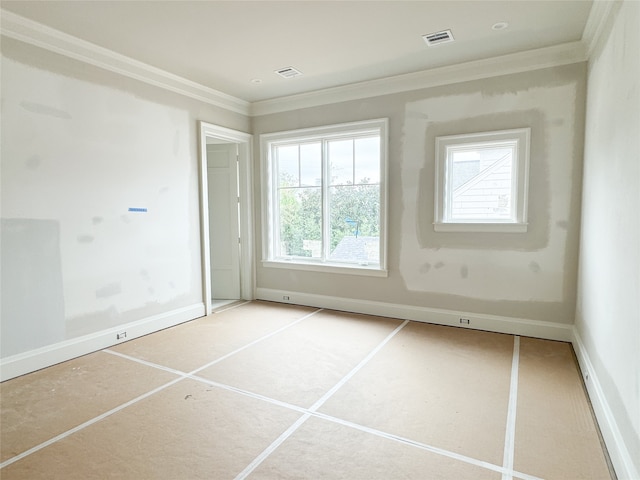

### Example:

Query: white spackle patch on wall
xmin=1 ymin=57 xmax=196 ymax=330
xmin=399 ymin=83 xmax=577 ymax=302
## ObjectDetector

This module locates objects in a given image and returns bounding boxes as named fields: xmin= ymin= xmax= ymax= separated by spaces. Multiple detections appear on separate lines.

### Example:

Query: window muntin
xmin=262 ymin=119 xmax=387 ymax=275
xmin=434 ymin=128 xmax=530 ymax=232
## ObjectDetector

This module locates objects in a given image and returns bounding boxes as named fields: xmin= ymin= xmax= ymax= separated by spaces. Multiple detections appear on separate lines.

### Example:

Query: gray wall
xmin=0 ymin=38 xmax=249 ymax=358
xmin=2 ymin=10 xmax=637 ymax=476
xmin=252 ymin=63 xmax=586 ymax=325
xmin=577 ymin=0 xmax=640 ymax=475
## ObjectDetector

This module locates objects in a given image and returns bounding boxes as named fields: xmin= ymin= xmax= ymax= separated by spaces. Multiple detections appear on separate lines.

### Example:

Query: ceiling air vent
xmin=275 ymin=66 xmax=303 ymax=79
xmin=422 ymin=29 xmax=455 ymax=46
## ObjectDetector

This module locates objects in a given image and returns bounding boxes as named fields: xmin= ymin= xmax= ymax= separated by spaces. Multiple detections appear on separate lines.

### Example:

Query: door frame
xmin=198 ymin=121 xmax=254 ymax=313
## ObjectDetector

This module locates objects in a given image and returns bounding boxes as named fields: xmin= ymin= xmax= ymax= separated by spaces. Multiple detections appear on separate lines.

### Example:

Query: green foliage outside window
xmin=278 ymin=177 xmax=379 ymax=258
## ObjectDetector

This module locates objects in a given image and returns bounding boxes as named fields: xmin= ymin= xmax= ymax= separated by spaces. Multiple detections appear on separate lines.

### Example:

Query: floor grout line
xmin=309 ymin=319 xmax=410 ymax=411
xmin=108 ymin=321 xmax=540 ymax=480
xmin=103 ymin=350 xmax=312 ymax=418
xmin=1 ymin=307 xmax=543 ymax=480
xmin=512 ymin=471 xmax=546 ymax=480
xmin=0 ymin=376 xmax=185 ymax=469
xmin=331 ymin=415 xmax=545 ymax=480
xmin=104 ymin=349 xmax=190 ymax=378
xmin=187 ymin=374 xmax=309 ymax=415
xmin=234 ymin=319 xmax=410 ymax=480
xmin=236 ymin=413 xmax=313 ymax=479
xmin=102 ymin=350 xmax=542 ymax=480
xmin=0 ymin=305 xmax=321 ymax=470
xmin=502 ymin=336 xmax=521 ymax=480
xmin=188 ymin=308 xmax=323 ymax=376
xmin=310 ymin=411 xmax=512 ymax=477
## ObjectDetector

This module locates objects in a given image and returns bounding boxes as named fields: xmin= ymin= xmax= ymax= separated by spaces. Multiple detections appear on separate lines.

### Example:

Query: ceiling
xmin=1 ymin=1 xmax=594 ymax=104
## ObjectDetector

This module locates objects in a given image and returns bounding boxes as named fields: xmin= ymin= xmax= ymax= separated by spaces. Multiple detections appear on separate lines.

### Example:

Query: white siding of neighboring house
xmin=451 ymin=154 xmax=512 ymax=219
xmin=329 ymin=236 xmax=379 ymax=264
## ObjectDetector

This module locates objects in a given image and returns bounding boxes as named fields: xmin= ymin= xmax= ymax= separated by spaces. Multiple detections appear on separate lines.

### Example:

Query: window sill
xmin=433 ymin=222 xmax=528 ymax=233
xmin=262 ymin=260 xmax=388 ymax=277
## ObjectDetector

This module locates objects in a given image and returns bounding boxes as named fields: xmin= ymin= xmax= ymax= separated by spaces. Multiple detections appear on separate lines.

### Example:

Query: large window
xmin=434 ymin=128 xmax=530 ymax=232
xmin=261 ymin=119 xmax=388 ymax=276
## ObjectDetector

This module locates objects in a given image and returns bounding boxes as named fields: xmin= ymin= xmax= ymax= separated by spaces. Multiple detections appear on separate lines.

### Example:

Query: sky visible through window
xmin=274 ymin=135 xmax=381 ymax=264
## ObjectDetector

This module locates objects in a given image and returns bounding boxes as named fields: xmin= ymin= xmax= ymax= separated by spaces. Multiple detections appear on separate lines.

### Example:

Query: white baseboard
xmin=3 ymin=292 xmax=635 ymax=479
xmin=572 ymin=328 xmax=640 ymax=480
xmin=257 ymin=288 xmax=638 ymax=479
xmin=255 ymin=288 xmax=573 ymax=341
xmin=0 ymin=303 xmax=205 ymax=382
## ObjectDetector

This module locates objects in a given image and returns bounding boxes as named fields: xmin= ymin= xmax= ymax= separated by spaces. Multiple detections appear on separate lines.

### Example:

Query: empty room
xmin=0 ymin=1 xmax=638 ymax=479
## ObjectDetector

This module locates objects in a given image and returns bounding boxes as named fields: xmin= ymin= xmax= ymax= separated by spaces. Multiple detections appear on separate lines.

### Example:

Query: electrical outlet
xmin=283 ymin=295 xmax=290 ymax=301
xmin=459 ymin=318 xmax=470 ymax=325
xmin=117 ymin=332 xmax=127 ymax=340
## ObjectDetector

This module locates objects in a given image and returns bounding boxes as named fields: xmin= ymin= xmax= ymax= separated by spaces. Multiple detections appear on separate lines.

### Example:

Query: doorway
xmin=199 ymin=122 xmax=253 ymax=314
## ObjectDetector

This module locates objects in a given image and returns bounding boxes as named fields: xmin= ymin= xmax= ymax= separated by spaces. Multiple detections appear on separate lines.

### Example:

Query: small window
xmin=261 ymin=119 xmax=388 ymax=276
xmin=434 ymin=128 xmax=530 ymax=232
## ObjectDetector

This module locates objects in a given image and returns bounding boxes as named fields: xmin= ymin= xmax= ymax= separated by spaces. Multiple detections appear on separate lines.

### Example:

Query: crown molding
xmin=582 ymin=0 xmax=618 ymax=57
xmin=0 ymin=10 xmax=250 ymax=115
xmin=1 ymin=9 xmax=590 ymax=119
xmin=250 ymin=41 xmax=587 ymax=116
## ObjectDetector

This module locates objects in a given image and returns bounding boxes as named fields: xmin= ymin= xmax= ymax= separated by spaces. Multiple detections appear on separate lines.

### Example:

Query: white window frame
xmin=261 ymin=118 xmax=388 ymax=277
xmin=434 ymin=128 xmax=531 ymax=233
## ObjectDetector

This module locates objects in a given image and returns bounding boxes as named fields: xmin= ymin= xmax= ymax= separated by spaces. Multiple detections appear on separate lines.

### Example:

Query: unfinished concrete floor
xmin=1 ymin=301 xmax=613 ymax=479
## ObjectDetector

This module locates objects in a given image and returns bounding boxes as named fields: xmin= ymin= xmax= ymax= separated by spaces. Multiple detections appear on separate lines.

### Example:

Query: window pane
xmin=277 ymin=187 xmax=321 ymax=258
xmin=354 ymin=136 xmax=380 ymax=185
xmin=264 ymin=119 xmax=387 ymax=270
xmin=328 ymin=184 xmax=380 ymax=264
xmin=449 ymin=145 xmax=514 ymax=220
xmin=329 ymin=139 xmax=354 ymax=185
xmin=277 ymin=145 xmax=299 ymax=187
xmin=300 ymin=142 xmax=321 ymax=187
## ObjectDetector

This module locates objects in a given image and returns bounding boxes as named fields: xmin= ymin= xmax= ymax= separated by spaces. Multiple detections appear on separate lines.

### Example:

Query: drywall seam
xmin=0 ymin=10 xmax=250 ymax=115
xmin=0 ymin=303 xmax=205 ymax=382
xmin=255 ymin=288 xmax=573 ymax=341
xmin=572 ymin=327 xmax=640 ymax=480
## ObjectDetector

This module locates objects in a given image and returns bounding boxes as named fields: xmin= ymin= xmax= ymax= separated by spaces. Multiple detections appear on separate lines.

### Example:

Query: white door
xmin=207 ymin=143 xmax=240 ymax=300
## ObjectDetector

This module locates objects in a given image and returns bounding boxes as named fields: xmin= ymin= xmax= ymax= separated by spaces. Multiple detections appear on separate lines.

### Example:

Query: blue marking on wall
xmin=128 ymin=207 xmax=148 ymax=213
